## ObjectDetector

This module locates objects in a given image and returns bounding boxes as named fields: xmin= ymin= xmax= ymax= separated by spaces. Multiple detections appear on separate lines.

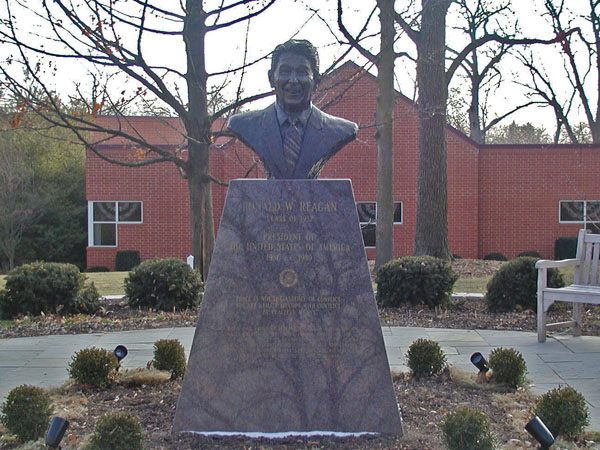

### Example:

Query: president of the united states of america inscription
xmin=172 ymin=179 xmax=403 ymax=435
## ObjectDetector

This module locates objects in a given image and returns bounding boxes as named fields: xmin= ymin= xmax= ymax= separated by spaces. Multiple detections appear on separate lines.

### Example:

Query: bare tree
xmin=337 ymin=0 xmax=414 ymax=268
xmin=0 ymin=0 xmax=277 ymax=279
xmin=394 ymin=0 xmax=577 ymax=259
xmin=448 ymin=0 xmax=546 ymax=143
xmin=516 ymin=0 xmax=599 ymax=144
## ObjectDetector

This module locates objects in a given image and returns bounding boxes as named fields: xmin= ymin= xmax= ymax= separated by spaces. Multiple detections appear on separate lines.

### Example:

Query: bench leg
xmin=572 ymin=303 xmax=582 ymax=336
xmin=537 ymin=289 xmax=546 ymax=342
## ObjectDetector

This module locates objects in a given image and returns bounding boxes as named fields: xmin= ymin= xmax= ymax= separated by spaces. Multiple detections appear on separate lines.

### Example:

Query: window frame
xmin=88 ymin=201 xmax=143 ymax=247
xmin=559 ymin=200 xmax=600 ymax=224
xmin=356 ymin=201 xmax=403 ymax=248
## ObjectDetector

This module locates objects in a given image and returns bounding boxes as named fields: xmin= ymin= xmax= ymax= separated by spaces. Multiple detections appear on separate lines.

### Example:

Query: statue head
xmin=269 ymin=39 xmax=320 ymax=115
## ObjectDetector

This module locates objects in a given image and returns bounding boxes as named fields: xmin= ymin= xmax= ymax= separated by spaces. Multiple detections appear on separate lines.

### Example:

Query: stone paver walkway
xmin=1 ymin=327 xmax=598 ymax=430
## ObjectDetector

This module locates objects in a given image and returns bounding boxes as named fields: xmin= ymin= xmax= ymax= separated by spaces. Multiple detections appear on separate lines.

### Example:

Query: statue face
xmin=269 ymin=52 xmax=315 ymax=115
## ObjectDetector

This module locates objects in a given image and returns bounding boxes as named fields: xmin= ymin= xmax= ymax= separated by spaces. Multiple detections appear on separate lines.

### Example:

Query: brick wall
xmin=478 ymin=144 xmax=600 ymax=259
xmin=85 ymin=63 xmax=600 ymax=269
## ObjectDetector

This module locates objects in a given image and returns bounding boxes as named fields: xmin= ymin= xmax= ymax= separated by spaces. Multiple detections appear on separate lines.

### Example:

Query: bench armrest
xmin=535 ymin=258 xmax=579 ymax=269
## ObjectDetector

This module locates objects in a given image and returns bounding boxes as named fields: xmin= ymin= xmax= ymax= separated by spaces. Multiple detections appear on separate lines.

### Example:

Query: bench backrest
xmin=574 ymin=229 xmax=600 ymax=286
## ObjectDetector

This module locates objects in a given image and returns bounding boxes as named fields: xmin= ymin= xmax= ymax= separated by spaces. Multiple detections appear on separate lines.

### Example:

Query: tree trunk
xmin=184 ymin=0 xmax=214 ymax=280
xmin=468 ymin=57 xmax=483 ymax=144
xmin=374 ymin=0 xmax=396 ymax=269
xmin=414 ymin=0 xmax=452 ymax=260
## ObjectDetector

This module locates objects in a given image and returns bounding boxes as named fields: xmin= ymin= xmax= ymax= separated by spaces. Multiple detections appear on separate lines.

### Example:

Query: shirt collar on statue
xmin=274 ymin=102 xmax=312 ymax=128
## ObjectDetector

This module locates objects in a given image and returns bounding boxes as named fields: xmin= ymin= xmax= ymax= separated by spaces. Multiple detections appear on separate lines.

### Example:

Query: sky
xmin=2 ymin=0 xmax=593 ymax=133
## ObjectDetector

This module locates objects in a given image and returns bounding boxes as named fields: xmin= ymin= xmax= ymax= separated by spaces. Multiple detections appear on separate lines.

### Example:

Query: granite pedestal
xmin=173 ymin=179 xmax=402 ymax=435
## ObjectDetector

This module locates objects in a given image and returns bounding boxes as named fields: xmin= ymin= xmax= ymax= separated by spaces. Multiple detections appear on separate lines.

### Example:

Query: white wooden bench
xmin=536 ymin=229 xmax=600 ymax=342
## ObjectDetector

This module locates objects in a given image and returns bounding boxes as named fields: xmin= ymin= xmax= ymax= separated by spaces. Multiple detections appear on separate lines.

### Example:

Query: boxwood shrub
xmin=486 ymin=257 xmax=564 ymax=312
xmin=440 ymin=407 xmax=496 ymax=450
xmin=0 ymin=385 xmax=53 ymax=442
xmin=533 ymin=386 xmax=589 ymax=438
xmin=125 ymin=258 xmax=203 ymax=311
xmin=87 ymin=413 xmax=143 ymax=449
xmin=376 ymin=256 xmax=457 ymax=308
xmin=0 ymin=262 xmax=100 ymax=319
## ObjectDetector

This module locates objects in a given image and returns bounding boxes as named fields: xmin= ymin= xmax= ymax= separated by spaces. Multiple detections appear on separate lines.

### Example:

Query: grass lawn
xmin=0 ymin=266 xmax=576 ymax=297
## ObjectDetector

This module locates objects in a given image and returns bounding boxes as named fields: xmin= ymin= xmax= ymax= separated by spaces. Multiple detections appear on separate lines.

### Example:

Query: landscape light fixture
xmin=525 ymin=416 xmax=555 ymax=449
xmin=470 ymin=352 xmax=490 ymax=382
xmin=470 ymin=352 xmax=490 ymax=372
xmin=114 ymin=345 xmax=128 ymax=371
xmin=45 ymin=416 xmax=69 ymax=449
xmin=114 ymin=345 xmax=128 ymax=362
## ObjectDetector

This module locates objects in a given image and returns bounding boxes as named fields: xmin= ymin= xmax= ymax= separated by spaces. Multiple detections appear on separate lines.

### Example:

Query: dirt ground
xmin=2 ymin=367 xmax=595 ymax=449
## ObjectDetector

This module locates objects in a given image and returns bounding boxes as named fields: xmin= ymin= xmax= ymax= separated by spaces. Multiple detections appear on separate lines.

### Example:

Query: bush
xmin=406 ymin=338 xmax=446 ymax=378
xmin=125 ymin=258 xmax=203 ymax=311
xmin=86 ymin=266 xmax=110 ymax=272
xmin=488 ymin=347 xmax=527 ymax=388
xmin=1 ymin=385 xmax=53 ymax=442
xmin=152 ymin=339 xmax=186 ymax=380
xmin=517 ymin=250 xmax=541 ymax=258
xmin=440 ymin=407 xmax=496 ymax=450
xmin=376 ymin=256 xmax=458 ymax=308
xmin=486 ymin=257 xmax=564 ymax=312
xmin=68 ymin=347 xmax=118 ymax=387
xmin=533 ymin=386 xmax=589 ymax=438
xmin=86 ymin=413 xmax=143 ymax=450
xmin=0 ymin=262 xmax=101 ymax=319
xmin=554 ymin=236 xmax=578 ymax=260
xmin=483 ymin=253 xmax=507 ymax=261
xmin=115 ymin=250 xmax=141 ymax=272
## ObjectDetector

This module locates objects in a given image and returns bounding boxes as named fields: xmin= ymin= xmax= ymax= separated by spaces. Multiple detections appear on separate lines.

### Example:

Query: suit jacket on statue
xmin=226 ymin=103 xmax=358 ymax=179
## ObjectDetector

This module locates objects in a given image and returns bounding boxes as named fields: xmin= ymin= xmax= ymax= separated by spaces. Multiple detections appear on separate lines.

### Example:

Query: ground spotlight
xmin=114 ymin=345 xmax=128 ymax=362
xmin=45 ymin=416 xmax=69 ymax=449
xmin=525 ymin=416 xmax=554 ymax=449
xmin=470 ymin=352 xmax=489 ymax=372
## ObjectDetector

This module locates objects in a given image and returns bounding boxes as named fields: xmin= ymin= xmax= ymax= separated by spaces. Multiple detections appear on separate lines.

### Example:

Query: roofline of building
xmin=480 ymin=143 xmax=600 ymax=150
xmin=328 ymin=61 xmax=481 ymax=147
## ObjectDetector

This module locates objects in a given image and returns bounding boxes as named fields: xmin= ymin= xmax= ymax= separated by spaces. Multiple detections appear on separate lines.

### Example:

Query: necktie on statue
xmin=283 ymin=119 xmax=301 ymax=171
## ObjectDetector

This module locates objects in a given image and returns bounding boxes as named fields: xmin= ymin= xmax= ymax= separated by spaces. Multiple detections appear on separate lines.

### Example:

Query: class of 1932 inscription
xmin=172 ymin=179 xmax=403 ymax=436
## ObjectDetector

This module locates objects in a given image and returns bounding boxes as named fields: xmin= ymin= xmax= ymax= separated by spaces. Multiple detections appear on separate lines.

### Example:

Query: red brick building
xmin=86 ymin=62 xmax=600 ymax=270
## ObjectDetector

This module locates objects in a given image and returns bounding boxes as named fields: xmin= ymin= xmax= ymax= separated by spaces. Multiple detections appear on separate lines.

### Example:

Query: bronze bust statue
xmin=227 ymin=39 xmax=358 ymax=179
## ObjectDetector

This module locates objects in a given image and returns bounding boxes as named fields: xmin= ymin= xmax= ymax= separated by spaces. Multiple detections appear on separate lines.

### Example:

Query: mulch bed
xmin=1 ymin=259 xmax=599 ymax=339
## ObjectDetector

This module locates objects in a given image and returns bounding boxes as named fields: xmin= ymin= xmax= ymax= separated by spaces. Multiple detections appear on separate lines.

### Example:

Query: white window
xmin=356 ymin=202 xmax=403 ymax=248
xmin=559 ymin=200 xmax=600 ymax=232
xmin=88 ymin=201 xmax=142 ymax=247
xmin=559 ymin=200 xmax=600 ymax=223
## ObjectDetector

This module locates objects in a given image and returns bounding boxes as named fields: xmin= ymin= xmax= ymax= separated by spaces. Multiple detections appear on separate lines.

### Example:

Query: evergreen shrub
xmin=486 ymin=257 xmax=564 ymax=312
xmin=517 ymin=250 xmax=541 ymax=258
xmin=86 ymin=413 xmax=143 ymax=450
xmin=0 ymin=262 xmax=100 ymax=319
xmin=440 ymin=407 xmax=496 ymax=450
xmin=483 ymin=253 xmax=507 ymax=261
xmin=406 ymin=338 xmax=446 ymax=377
xmin=0 ymin=385 xmax=53 ymax=442
xmin=115 ymin=250 xmax=141 ymax=272
xmin=152 ymin=339 xmax=187 ymax=380
xmin=533 ymin=386 xmax=589 ymax=438
xmin=554 ymin=237 xmax=578 ymax=260
xmin=376 ymin=256 xmax=457 ymax=308
xmin=125 ymin=258 xmax=203 ymax=311
xmin=488 ymin=347 xmax=527 ymax=388
xmin=68 ymin=347 xmax=118 ymax=387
